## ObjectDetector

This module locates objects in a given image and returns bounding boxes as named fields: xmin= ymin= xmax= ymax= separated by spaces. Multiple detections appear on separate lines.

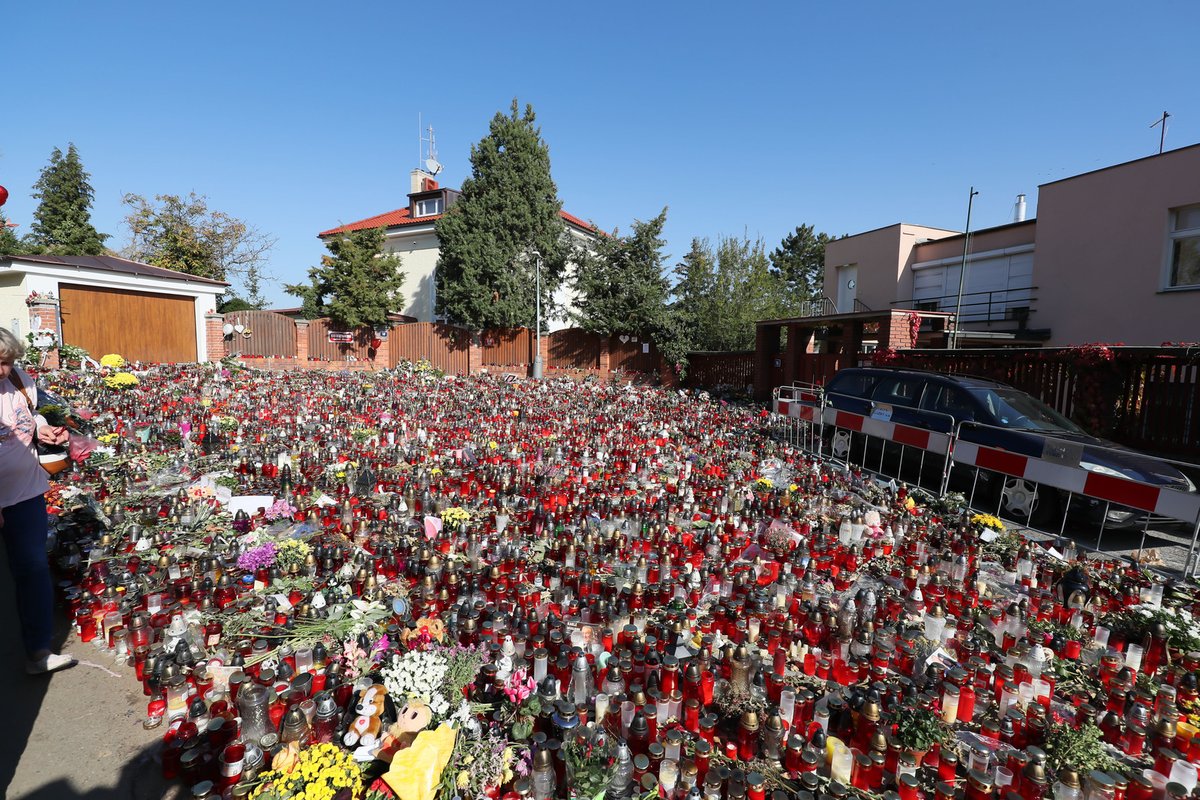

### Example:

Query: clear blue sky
xmin=3 ymin=1 xmax=1197 ymax=306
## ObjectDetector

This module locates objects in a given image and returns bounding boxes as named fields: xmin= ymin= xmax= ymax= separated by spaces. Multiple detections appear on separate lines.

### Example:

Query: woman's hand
xmin=37 ymin=425 xmax=69 ymax=446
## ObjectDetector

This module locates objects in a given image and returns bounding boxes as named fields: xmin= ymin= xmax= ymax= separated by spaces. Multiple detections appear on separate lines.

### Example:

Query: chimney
xmin=1013 ymin=193 xmax=1027 ymax=223
xmin=410 ymin=168 xmax=436 ymax=195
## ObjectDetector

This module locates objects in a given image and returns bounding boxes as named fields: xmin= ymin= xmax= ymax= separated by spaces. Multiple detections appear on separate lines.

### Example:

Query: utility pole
xmin=950 ymin=187 xmax=979 ymax=349
xmin=1152 ymin=111 xmax=1170 ymax=154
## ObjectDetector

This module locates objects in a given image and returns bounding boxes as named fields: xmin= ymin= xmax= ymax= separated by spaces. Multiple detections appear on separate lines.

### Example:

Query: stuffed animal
xmin=344 ymin=683 xmax=388 ymax=749
xmin=377 ymin=700 xmax=433 ymax=763
xmin=400 ymin=617 xmax=446 ymax=645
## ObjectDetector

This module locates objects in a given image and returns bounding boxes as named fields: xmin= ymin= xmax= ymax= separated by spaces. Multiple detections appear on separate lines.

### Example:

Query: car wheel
xmin=1001 ymin=478 xmax=1039 ymax=519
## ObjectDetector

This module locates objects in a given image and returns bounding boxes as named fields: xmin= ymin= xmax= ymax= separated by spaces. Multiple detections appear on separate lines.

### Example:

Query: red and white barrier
xmin=953 ymin=439 xmax=1200 ymax=521
xmin=821 ymin=407 xmax=954 ymax=457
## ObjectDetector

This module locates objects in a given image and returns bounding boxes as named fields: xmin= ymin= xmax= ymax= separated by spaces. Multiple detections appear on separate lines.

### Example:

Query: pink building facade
xmin=824 ymin=143 xmax=1200 ymax=346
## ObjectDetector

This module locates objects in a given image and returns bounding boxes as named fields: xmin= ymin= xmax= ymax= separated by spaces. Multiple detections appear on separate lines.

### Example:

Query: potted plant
xmin=889 ymin=704 xmax=951 ymax=766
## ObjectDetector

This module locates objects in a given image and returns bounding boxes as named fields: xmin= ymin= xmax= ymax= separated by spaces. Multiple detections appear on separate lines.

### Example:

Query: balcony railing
xmin=893 ymin=286 xmax=1037 ymax=324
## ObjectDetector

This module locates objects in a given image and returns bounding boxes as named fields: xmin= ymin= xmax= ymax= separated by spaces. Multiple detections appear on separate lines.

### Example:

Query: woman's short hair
xmin=0 ymin=327 xmax=26 ymax=361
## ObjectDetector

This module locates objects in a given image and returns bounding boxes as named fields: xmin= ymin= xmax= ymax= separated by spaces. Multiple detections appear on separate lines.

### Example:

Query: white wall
xmin=0 ymin=271 xmax=28 ymax=339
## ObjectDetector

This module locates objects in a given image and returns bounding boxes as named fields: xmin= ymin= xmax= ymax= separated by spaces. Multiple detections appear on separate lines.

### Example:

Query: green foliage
xmin=769 ymin=224 xmax=836 ymax=309
xmin=1042 ymin=719 xmax=1124 ymax=775
xmin=27 ymin=143 xmax=108 ymax=255
xmin=0 ymin=211 xmax=25 ymax=257
xmin=572 ymin=208 xmax=670 ymax=338
xmin=121 ymin=193 xmax=275 ymax=299
xmin=670 ymin=234 xmax=787 ymax=352
xmin=218 ymin=294 xmax=261 ymax=313
xmin=889 ymin=704 xmax=952 ymax=751
xmin=285 ymin=226 xmax=405 ymax=329
xmin=434 ymin=100 xmax=568 ymax=330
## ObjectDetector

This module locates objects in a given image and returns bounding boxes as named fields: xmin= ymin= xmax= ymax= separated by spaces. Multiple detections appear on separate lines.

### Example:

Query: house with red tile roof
xmin=319 ymin=170 xmax=600 ymax=327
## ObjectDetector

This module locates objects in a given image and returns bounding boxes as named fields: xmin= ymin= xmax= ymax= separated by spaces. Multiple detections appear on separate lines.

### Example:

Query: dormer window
xmin=415 ymin=197 xmax=444 ymax=217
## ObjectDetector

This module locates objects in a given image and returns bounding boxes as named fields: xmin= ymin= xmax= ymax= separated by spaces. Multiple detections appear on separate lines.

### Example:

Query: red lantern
xmin=0 ymin=185 xmax=8 ymax=207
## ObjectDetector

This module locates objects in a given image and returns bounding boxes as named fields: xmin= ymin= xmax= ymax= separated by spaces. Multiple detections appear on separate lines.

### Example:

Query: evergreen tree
xmin=434 ymin=100 xmax=567 ymax=330
xmin=669 ymin=237 xmax=718 ymax=351
xmin=572 ymin=208 xmax=669 ymax=337
xmin=27 ymin=143 xmax=108 ymax=255
xmin=285 ymin=227 xmax=405 ymax=329
xmin=769 ymin=224 xmax=835 ymax=309
xmin=0 ymin=212 xmax=23 ymax=258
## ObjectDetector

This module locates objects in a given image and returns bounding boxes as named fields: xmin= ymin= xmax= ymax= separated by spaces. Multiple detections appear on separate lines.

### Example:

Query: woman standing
xmin=0 ymin=328 xmax=76 ymax=674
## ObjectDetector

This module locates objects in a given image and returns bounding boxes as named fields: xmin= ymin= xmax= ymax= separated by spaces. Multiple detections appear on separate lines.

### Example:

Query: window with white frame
xmin=415 ymin=197 xmax=443 ymax=217
xmin=1167 ymin=203 xmax=1200 ymax=289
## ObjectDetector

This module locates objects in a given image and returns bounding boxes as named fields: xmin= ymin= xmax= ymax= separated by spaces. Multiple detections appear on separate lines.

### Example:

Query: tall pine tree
xmin=572 ymin=208 xmax=669 ymax=337
xmin=434 ymin=100 xmax=567 ymax=330
xmin=285 ymin=227 xmax=405 ymax=329
xmin=0 ymin=212 xmax=23 ymax=258
xmin=769 ymin=224 xmax=836 ymax=309
xmin=27 ymin=143 xmax=108 ymax=255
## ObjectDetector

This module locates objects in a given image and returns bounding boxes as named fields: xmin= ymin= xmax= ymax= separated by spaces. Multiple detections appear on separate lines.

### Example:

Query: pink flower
xmin=503 ymin=667 xmax=536 ymax=704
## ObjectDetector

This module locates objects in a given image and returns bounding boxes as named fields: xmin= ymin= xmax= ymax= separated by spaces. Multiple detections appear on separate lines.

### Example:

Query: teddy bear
xmin=343 ymin=683 xmax=388 ymax=752
xmin=377 ymin=699 xmax=433 ymax=763
xmin=400 ymin=617 xmax=446 ymax=646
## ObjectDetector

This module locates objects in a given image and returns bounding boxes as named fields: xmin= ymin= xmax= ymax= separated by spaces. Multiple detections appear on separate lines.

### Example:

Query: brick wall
xmin=28 ymin=300 xmax=60 ymax=369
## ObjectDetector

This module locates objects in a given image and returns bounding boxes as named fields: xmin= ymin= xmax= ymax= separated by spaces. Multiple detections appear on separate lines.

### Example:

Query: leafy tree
xmin=217 ymin=295 xmax=260 ymax=313
xmin=121 ymin=193 xmax=275 ymax=300
xmin=285 ymin=227 xmax=405 ymax=329
xmin=673 ymin=234 xmax=786 ymax=352
xmin=0 ymin=212 xmax=24 ymax=257
xmin=27 ymin=143 xmax=108 ymax=255
xmin=669 ymin=237 xmax=718 ymax=351
xmin=572 ymin=208 xmax=669 ymax=337
xmin=435 ymin=100 xmax=567 ymax=330
xmin=769 ymin=224 xmax=835 ymax=308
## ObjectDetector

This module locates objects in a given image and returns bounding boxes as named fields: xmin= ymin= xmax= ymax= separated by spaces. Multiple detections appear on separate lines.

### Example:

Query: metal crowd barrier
xmin=769 ymin=383 xmax=1200 ymax=577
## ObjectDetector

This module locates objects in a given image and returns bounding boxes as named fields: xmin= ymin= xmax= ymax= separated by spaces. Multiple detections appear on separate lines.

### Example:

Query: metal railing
xmin=893 ymin=286 xmax=1037 ymax=324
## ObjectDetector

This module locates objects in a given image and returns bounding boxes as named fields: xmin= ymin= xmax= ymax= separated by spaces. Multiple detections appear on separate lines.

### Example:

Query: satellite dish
xmin=424 ymin=158 xmax=443 ymax=175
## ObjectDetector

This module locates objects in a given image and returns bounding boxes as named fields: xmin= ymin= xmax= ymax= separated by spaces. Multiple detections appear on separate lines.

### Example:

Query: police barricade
xmin=819 ymin=393 xmax=956 ymax=496
xmin=949 ymin=420 xmax=1200 ymax=573
xmin=772 ymin=383 xmax=825 ymax=455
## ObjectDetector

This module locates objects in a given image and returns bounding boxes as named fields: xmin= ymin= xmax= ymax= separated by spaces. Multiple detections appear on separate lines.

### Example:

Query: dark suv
xmin=820 ymin=367 xmax=1196 ymax=528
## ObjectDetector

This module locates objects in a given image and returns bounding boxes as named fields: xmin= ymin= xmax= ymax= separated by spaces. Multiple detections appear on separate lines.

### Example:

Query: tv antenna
xmin=1151 ymin=110 xmax=1170 ymax=154
xmin=418 ymin=114 xmax=443 ymax=175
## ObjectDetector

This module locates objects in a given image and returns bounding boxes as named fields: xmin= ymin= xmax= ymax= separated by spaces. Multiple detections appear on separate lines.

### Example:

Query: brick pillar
xmin=205 ymin=313 xmax=226 ymax=362
xmin=539 ymin=331 xmax=549 ymax=377
xmin=597 ymin=335 xmax=610 ymax=379
xmin=295 ymin=320 xmax=310 ymax=362
xmin=468 ymin=333 xmax=484 ymax=375
xmin=374 ymin=329 xmax=392 ymax=369
xmin=28 ymin=300 xmax=60 ymax=369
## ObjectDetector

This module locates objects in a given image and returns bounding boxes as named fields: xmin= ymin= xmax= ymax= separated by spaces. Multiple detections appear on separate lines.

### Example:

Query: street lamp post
xmin=531 ymin=250 xmax=544 ymax=379
xmin=950 ymin=187 xmax=979 ymax=349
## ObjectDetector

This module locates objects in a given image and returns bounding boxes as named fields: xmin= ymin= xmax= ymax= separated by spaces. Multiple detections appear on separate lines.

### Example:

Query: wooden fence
xmin=880 ymin=347 xmax=1200 ymax=457
xmin=388 ymin=322 xmax=471 ymax=375
xmin=482 ymin=328 xmax=533 ymax=369
xmin=685 ymin=351 xmax=755 ymax=389
xmin=222 ymin=310 xmax=297 ymax=358
xmin=609 ymin=335 xmax=657 ymax=374
xmin=548 ymin=328 xmax=601 ymax=371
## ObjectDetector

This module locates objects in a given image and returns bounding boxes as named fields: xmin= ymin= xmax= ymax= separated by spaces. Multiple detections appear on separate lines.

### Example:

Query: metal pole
xmin=951 ymin=187 xmax=979 ymax=349
xmin=533 ymin=252 xmax=544 ymax=379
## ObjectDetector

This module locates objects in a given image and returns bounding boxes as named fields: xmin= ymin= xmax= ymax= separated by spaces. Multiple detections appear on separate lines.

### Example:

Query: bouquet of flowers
xmin=249 ymin=742 xmax=363 ymax=800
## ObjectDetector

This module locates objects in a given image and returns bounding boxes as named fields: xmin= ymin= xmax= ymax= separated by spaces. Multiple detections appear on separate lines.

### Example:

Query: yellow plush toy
xmin=382 ymin=723 xmax=457 ymax=800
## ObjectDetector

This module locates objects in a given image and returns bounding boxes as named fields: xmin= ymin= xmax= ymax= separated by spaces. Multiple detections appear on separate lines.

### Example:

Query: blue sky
xmin=3 ymin=1 xmax=1197 ymax=305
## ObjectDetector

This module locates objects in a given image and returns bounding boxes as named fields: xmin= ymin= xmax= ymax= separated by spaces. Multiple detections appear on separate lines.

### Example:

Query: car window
xmin=920 ymin=384 xmax=975 ymax=421
xmin=869 ymin=376 xmax=926 ymax=408
xmin=827 ymin=372 xmax=879 ymax=400
xmin=967 ymin=388 xmax=1084 ymax=433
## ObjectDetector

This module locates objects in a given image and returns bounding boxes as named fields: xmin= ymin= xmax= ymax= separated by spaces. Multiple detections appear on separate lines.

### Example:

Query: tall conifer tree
xmin=28 ymin=143 xmax=107 ymax=255
xmin=434 ymin=100 xmax=566 ymax=330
